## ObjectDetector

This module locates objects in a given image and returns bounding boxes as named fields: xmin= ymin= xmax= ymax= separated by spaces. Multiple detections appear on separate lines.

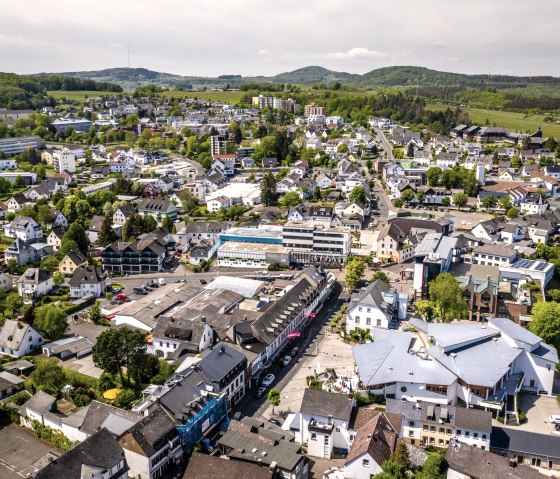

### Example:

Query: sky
xmin=1 ymin=0 xmax=559 ymax=77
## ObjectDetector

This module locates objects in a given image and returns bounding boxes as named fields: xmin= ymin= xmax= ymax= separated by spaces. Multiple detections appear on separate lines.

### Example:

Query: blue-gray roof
xmin=488 ymin=317 xmax=540 ymax=346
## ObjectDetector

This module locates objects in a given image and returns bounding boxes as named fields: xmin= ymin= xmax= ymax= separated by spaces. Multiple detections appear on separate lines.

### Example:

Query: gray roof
xmin=184 ymin=452 xmax=273 ymax=479
xmin=491 ymin=426 xmax=560 ymax=460
xmin=63 ymin=249 xmax=87 ymax=266
xmin=454 ymin=406 xmax=493 ymax=433
xmin=349 ymin=279 xmax=397 ymax=317
xmin=300 ymin=389 xmax=353 ymax=422
xmin=25 ymin=390 xmax=56 ymax=414
xmin=17 ymin=267 xmax=51 ymax=285
xmin=199 ymin=344 xmax=247 ymax=383
xmin=36 ymin=428 xmax=126 ymax=479
xmin=446 ymin=440 xmax=545 ymax=479
xmin=42 ymin=336 xmax=94 ymax=356
xmin=473 ymin=243 xmax=518 ymax=258
xmin=488 ymin=317 xmax=541 ymax=346
xmin=79 ymin=400 xmax=142 ymax=436
xmin=68 ymin=265 xmax=106 ymax=285
xmin=0 ymin=320 xmax=40 ymax=351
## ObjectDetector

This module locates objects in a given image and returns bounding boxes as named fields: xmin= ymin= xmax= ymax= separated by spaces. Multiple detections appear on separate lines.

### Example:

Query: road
xmin=234 ymin=282 xmax=345 ymax=419
xmin=373 ymin=127 xmax=393 ymax=160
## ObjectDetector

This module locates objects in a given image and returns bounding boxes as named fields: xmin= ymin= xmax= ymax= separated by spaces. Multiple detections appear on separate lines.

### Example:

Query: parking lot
xmin=60 ymin=354 xmax=104 ymax=378
xmin=508 ymin=393 xmax=560 ymax=435
xmin=0 ymin=423 xmax=60 ymax=478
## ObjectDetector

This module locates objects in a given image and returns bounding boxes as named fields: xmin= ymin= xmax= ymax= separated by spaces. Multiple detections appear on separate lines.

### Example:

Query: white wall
xmin=344 ymin=453 xmax=383 ymax=479
xmin=122 ymin=448 xmax=150 ymax=479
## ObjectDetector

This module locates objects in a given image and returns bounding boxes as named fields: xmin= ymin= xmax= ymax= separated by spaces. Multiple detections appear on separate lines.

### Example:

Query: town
xmin=1 ymin=18 xmax=560 ymax=479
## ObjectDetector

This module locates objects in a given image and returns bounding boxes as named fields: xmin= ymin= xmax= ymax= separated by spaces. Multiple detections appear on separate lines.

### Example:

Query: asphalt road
xmin=373 ymin=127 xmax=394 ymax=160
xmin=234 ymin=281 xmax=344 ymax=419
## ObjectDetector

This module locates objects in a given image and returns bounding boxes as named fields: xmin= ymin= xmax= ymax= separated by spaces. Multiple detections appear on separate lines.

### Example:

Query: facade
xmin=59 ymin=249 xmax=87 ymax=275
xmin=0 ymin=320 xmax=43 ymax=358
xmin=53 ymin=148 xmax=77 ymax=173
xmin=0 ymin=136 xmax=43 ymax=156
xmin=52 ymin=117 xmax=93 ymax=135
xmin=472 ymin=243 xmax=518 ymax=267
xmin=3 ymin=216 xmax=43 ymax=243
xmin=138 ymin=198 xmax=178 ymax=221
xmin=68 ymin=265 xmax=107 ymax=298
xmin=102 ymin=237 xmax=166 ymax=275
xmin=17 ymin=268 xmax=53 ymax=303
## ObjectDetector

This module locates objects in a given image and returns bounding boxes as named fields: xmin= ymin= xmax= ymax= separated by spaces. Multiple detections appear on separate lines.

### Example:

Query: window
xmin=409 ymin=431 xmax=414 ymax=437
xmin=355 ymin=316 xmax=360 ymax=324
xmin=408 ymin=421 xmax=415 ymax=427
xmin=358 ymin=307 xmax=362 ymax=312
xmin=438 ymin=439 xmax=444 ymax=446
xmin=401 ymin=386 xmax=407 ymax=393
xmin=482 ymin=434 xmax=487 ymax=439
xmin=429 ymin=438 xmax=435 ymax=445
xmin=447 ymin=429 xmax=452 ymax=435
xmin=430 ymin=426 xmax=436 ymax=433
xmin=376 ymin=319 xmax=381 ymax=327
xmin=311 ymin=433 xmax=317 ymax=441
xmin=439 ymin=428 xmax=445 ymax=434
xmin=362 ymin=459 xmax=370 ymax=468
xmin=324 ymin=436 xmax=329 ymax=444
xmin=367 ymin=308 xmax=371 ymax=313
xmin=531 ymin=458 xmax=541 ymax=467
xmin=423 ymin=425 xmax=428 ymax=432
xmin=349 ymin=434 xmax=355 ymax=441
xmin=456 ymin=430 xmax=462 ymax=435
xmin=474 ymin=433 xmax=478 ymax=438
xmin=366 ymin=318 xmax=371 ymax=326
xmin=465 ymin=431 xmax=470 ymax=437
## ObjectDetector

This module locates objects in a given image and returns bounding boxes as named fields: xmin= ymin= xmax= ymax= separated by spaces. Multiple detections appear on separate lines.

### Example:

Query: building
xmin=385 ymin=399 xmax=492 ymax=450
xmin=0 ymin=370 xmax=24 ymax=400
xmin=112 ymin=204 xmax=136 ymax=226
xmin=346 ymin=280 xmax=406 ymax=332
xmin=42 ymin=336 xmax=94 ymax=359
xmin=82 ymin=180 xmax=115 ymax=196
xmin=490 ymin=427 xmax=560 ymax=473
xmin=445 ymin=440 xmax=546 ymax=479
xmin=117 ymin=408 xmax=182 ymax=479
xmin=217 ymin=241 xmax=291 ymax=268
xmin=138 ymin=198 xmax=178 ymax=221
xmin=472 ymin=243 xmax=518 ymax=267
xmin=4 ymin=238 xmax=53 ymax=266
xmin=52 ymin=147 xmax=77 ymax=173
xmin=68 ymin=265 xmax=107 ymax=298
xmin=152 ymin=314 xmax=214 ymax=358
xmin=0 ymin=320 xmax=44 ymax=358
xmin=499 ymin=258 xmax=555 ymax=288
xmin=183 ymin=452 xmax=273 ymax=479
xmin=102 ymin=236 xmax=167 ymax=275
xmin=374 ymin=222 xmax=420 ymax=263
xmin=17 ymin=268 xmax=53 ymax=303
xmin=304 ymin=104 xmax=326 ymax=117
xmin=0 ymin=135 xmax=43 ymax=156
xmin=218 ymin=418 xmax=308 ymax=479
xmin=59 ymin=249 xmax=88 ymax=275
xmin=35 ymin=428 xmax=129 ymax=479
xmin=3 ymin=216 xmax=43 ymax=243
xmin=0 ymin=272 xmax=13 ymax=292
xmin=0 ymin=171 xmax=37 ymax=185
xmin=52 ymin=117 xmax=93 ymax=135
xmin=521 ymin=193 xmax=548 ymax=215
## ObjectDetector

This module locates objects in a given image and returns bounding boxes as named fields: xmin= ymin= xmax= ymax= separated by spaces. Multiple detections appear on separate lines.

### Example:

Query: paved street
xmin=373 ymin=127 xmax=394 ymax=160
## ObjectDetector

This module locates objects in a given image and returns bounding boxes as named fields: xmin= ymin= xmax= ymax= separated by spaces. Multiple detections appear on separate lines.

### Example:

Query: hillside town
xmin=0 ymin=82 xmax=560 ymax=479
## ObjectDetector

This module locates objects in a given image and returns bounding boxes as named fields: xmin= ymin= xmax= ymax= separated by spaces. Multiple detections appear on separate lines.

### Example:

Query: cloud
xmin=257 ymin=49 xmax=271 ymax=56
xmin=327 ymin=47 xmax=386 ymax=59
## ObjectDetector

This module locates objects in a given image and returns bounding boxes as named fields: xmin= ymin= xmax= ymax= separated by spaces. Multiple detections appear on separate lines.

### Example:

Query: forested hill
xmin=0 ymin=73 xmax=122 ymax=109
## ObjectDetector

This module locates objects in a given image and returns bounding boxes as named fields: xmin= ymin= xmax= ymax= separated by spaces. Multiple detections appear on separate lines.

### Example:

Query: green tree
xmin=88 ymin=300 xmax=102 ymax=323
xmin=441 ymin=197 xmax=451 ymax=207
xmin=280 ymin=191 xmax=302 ymax=208
xmin=452 ymin=192 xmax=468 ymax=210
xmin=98 ymin=217 xmax=117 ymax=246
xmin=253 ymin=136 xmax=277 ymax=160
xmin=178 ymin=190 xmax=199 ymax=212
xmin=52 ymin=271 xmax=64 ymax=288
xmin=113 ymin=389 xmax=138 ymax=410
xmin=415 ymin=190 xmax=426 ymax=203
xmin=416 ymin=453 xmax=448 ymax=479
xmin=481 ymin=195 xmax=498 ymax=211
xmin=414 ymin=299 xmax=436 ymax=322
xmin=61 ymin=223 xmax=89 ymax=254
xmin=34 ymin=304 xmax=68 ymax=340
xmin=428 ymin=273 xmax=467 ymax=322
xmin=268 ymin=388 xmax=281 ymax=415
xmin=392 ymin=198 xmax=404 ymax=208
xmin=529 ymin=301 xmax=560 ymax=351
xmin=162 ymin=215 xmax=174 ymax=232
xmin=260 ymin=172 xmax=278 ymax=206
xmin=6 ymin=258 xmax=19 ymax=274
xmin=406 ymin=142 xmax=415 ymax=157
xmin=345 ymin=258 xmax=365 ymax=291
xmin=506 ymin=207 xmax=519 ymax=219
xmin=426 ymin=167 xmax=442 ymax=187
xmin=401 ymin=189 xmax=415 ymax=203
xmin=371 ymin=271 xmax=390 ymax=283
xmin=30 ymin=359 xmax=66 ymax=395
xmin=349 ymin=186 xmax=367 ymax=204
xmin=499 ymin=195 xmax=513 ymax=210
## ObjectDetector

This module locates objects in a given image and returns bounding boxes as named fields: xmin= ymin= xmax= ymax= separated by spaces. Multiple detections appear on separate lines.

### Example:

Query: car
xmin=262 ymin=374 xmax=275 ymax=388
xmin=255 ymin=387 xmax=267 ymax=398
xmin=268 ymin=418 xmax=282 ymax=427
xmin=282 ymin=355 xmax=292 ymax=366
xmin=549 ymin=415 xmax=560 ymax=424
xmin=290 ymin=347 xmax=300 ymax=357
xmin=200 ymin=279 xmax=207 ymax=285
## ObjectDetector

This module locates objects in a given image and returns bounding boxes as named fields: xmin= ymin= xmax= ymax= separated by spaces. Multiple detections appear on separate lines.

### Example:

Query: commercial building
xmin=0 ymin=135 xmax=43 ymax=156
xmin=52 ymin=117 xmax=93 ymax=135
xmin=217 ymin=241 xmax=290 ymax=268
xmin=102 ymin=236 xmax=167 ymax=275
xmin=252 ymin=95 xmax=299 ymax=112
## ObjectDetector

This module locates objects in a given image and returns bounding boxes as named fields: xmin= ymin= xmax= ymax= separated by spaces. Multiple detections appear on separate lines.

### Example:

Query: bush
xmin=98 ymin=373 xmax=115 ymax=392
xmin=113 ymin=389 xmax=138 ymax=410
xmin=31 ymin=420 xmax=77 ymax=451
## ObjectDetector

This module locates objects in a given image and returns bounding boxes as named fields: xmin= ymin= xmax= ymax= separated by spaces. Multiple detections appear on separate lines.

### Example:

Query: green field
xmin=47 ymin=90 xmax=122 ymax=100
xmin=427 ymin=103 xmax=560 ymax=138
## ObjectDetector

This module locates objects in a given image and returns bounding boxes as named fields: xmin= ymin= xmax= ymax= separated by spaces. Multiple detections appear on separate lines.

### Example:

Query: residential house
xmin=59 ymin=249 xmax=87 ymax=275
xmin=0 ymin=371 xmax=24 ymax=399
xmin=189 ymin=239 xmax=218 ymax=265
xmin=3 ymin=216 xmax=43 ymax=243
xmin=207 ymin=196 xmax=231 ymax=213
xmin=0 ymin=272 xmax=12 ymax=292
xmin=102 ymin=236 xmax=167 ymax=275
xmin=17 ymin=268 xmax=53 ymax=303
xmin=262 ymin=157 xmax=278 ymax=168
xmin=47 ymin=227 xmax=64 ymax=251
xmin=0 ymin=320 xmax=44 ymax=358
xmin=113 ymin=204 xmax=136 ymax=226
xmin=183 ymin=453 xmax=273 ymax=479
xmin=6 ymin=194 xmax=33 ymax=213
xmin=138 ymin=198 xmax=177 ymax=221
xmin=4 ymin=238 xmax=53 ymax=266
xmin=375 ymin=222 xmax=419 ymax=263
xmin=69 ymin=265 xmax=107 ymax=299
xmin=346 ymin=280 xmax=405 ymax=332
xmin=472 ymin=243 xmax=518 ymax=267
xmin=152 ymin=315 xmax=214 ymax=359
xmin=521 ymin=193 xmax=548 ymax=215
xmin=185 ymin=221 xmax=229 ymax=242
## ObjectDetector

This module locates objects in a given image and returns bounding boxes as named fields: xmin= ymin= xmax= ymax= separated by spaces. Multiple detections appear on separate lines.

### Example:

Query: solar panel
xmin=536 ymin=262 xmax=548 ymax=271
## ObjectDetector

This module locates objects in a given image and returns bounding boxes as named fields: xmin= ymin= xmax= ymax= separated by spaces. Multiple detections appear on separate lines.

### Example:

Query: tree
xmin=345 ymin=258 xmax=365 ymax=291
xmin=114 ymin=389 xmax=138 ymax=410
xmin=98 ymin=217 xmax=117 ymax=247
xmin=441 ymin=197 xmax=451 ymax=207
xmin=426 ymin=167 xmax=442 ymax=187
xmin=162 ymin=215 xmax=174 ymax=232
xmin=280 ymin=191 xmax=302 ymax=208
xmin=416 ymin=453 xmax=448 ymax=479
xmin=415 ymin=190 xmax=426 ymax=203
xmin=392 ymin=198 xmax=404 ymax=208
xmin=428 ymin=273 xmax=467 ymax=322
xmin=34 ymin=304 xmax=68 ymax=339
xmin=499 ymin=195 xmax=513 ymax=210
xmin=371 ymin=271 xmax=390 ymax=283
xmin=268 ymin=388 xmax=281 ymax=415
xmin=349 ymin=186 xmax=367 ymax=205
xmin=452 ymin=192 xmax=468 ymax=210
xmin=88 ymin=300 xmax=102 ymax=323
xmin=93 ymin=327 xmax=148 ymax=387
xmin=52 ymin=271 xmax=64 ymax=288
xmin=481 ymin=195 xmax=498 ymax=211
xmin=548 ymin=289 xmax=560 ymax=302
xmin=253 ymin=136 xmax=277 ymax=160
xmin=529 ymin=301 xmax=560 ymax=352
xmin=406 ymin=142 xmax=415 ymax=157
xmin=6 ymin=258 xmax=19 ymax=275
xmin=260 ymin=172 xmax=278 ymax=207
xmin=401 ymin=189 xmax=415 ymax=203
xmin=414 ymin=299 xmax=436 ymax=322
xmin=30 ymin=359 xmax=66 ymax=395
xmin=372 ymin=442 xmax=409 ymax=479
xmin=506 ymin=207 xmax=519 ymax=219
xmin=178 ymin=189 xmax=199 ymax=212
xmin=61 ymin=223 xmax=89 ymax=255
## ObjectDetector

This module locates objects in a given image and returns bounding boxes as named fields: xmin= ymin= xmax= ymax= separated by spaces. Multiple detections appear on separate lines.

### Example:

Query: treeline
xmin=31 ymin=75 xmax=122 ymax=92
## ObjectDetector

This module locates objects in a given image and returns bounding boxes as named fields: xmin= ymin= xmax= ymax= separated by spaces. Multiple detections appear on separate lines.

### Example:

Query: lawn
xmin=160 ymin=90 xmax=246 ymax=103
xmin=47 ymin=90 xmax=122 ymax=101
xmin=427 ymin=103 xmax=560 ymax=138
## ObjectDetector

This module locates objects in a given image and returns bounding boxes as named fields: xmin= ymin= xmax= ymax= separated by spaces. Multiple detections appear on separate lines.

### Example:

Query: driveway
xmin=0 ymin=423 xmax=61 ymax=478
xmin=60 ymin=354 xmax=103 ymax=379
xmin=498 ymin=393 xmax=560 ymax=435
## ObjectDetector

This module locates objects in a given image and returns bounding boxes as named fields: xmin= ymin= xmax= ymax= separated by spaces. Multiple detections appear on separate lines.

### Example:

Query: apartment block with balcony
xmin=102 ymin=237 xmax=166 ymax=275
xmin=0 ymin=135 xmax=43 ymax=156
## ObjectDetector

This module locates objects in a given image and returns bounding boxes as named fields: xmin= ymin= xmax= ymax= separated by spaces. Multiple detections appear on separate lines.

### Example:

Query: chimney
xmin=220 ymin=345 xmax=225 ymax=354
xmin=200 ymin=316 xmax=206 ymax=323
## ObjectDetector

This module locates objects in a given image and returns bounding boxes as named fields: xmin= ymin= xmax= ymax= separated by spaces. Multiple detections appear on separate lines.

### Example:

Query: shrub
xmin=31 ymin=420 xmax=77 ymax=451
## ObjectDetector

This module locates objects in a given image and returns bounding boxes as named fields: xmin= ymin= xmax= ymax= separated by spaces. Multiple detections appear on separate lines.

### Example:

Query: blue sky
xmin=1 ymin=0 xmax=558 ymax=77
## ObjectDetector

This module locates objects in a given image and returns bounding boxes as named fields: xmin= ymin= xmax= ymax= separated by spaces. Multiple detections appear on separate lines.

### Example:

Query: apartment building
xmin=304 ymin=103 xmax=326 ymax=117
xmin=53 ymin=147 xmax=77 ymax=173
xmin=0 ymin=136 xmax=43 ymax=156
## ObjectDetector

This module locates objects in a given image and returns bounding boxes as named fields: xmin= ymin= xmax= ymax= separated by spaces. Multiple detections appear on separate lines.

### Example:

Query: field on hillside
xmin=48 ymin=90 xmax=122 ymax=100
xmin=160 ymin=90 xmax=246 ymax=103
xmin=427 ymin=103 xmax=560 ymax=138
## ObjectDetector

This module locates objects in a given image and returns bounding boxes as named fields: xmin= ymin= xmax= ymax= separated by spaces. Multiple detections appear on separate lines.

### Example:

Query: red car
xmin=116 ymin=293 xmax=129 ymax=301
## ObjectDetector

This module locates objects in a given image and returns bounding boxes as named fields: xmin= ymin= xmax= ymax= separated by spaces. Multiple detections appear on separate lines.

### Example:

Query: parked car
xmin=200 ymin=279 xmax=207 ymax=285
xmin=133 ymin=287 xmax=148 ymax=295
xmin=549 ymin=415 xmax=560 ymax=424
xmin=268 ymin=418 xmax=282 ymax=427
xmin=262 ymin=374 xmax=275 ymax=388
xmin=290 ymin=347 xmax=300 ymax=357
xmin=255 ymin=387 xmax=267 ymax=398
xmin=282 ymin=355 xmax=292 ymax=366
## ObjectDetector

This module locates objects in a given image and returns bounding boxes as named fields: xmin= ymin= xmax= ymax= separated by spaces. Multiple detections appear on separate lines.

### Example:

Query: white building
xmin=3 ymin=216 xmax=43 ymax=243
xmin=53 ymin=148 xmax=77 ymax=173
xmin=0 ymin=320 xmax=44 ymax=358
xmin=68 ymin=265 xmax=107 ymax=299
xmin=17 ymin=268 xmax=53 ymax=303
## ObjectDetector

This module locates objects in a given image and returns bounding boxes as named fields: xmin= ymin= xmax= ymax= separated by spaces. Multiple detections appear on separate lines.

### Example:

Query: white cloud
xmin=257 ymin=49 xmax=271 ymax=56
xmin=327 ymin=47 xmax=386 ymax=59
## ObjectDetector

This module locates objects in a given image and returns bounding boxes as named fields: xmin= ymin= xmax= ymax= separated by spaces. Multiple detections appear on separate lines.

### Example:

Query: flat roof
xmin=221 ymin=227 xmax=283 ymax=239
xmin=218 ymin=241 xmax=288 ymax=254
xmin=205 ymin=276 xmax=265 ymax=297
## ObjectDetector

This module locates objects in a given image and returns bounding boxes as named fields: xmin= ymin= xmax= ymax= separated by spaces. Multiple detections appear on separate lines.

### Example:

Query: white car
xmin=262 ymin=374 xmax=275 ymax=388
xmin=549 ymin=415 xmax=560 ymax=424
xmin=282 ymin=355 xmax=292 ymax=366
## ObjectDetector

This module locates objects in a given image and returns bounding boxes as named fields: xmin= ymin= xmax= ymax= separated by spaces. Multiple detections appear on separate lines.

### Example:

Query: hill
xmin=264 ymin=66 xmax=358 ymax=84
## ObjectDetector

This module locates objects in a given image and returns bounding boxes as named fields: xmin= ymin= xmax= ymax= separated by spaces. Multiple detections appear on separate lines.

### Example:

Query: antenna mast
xmin=127 ymin=43 xmax=131 ymax=68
